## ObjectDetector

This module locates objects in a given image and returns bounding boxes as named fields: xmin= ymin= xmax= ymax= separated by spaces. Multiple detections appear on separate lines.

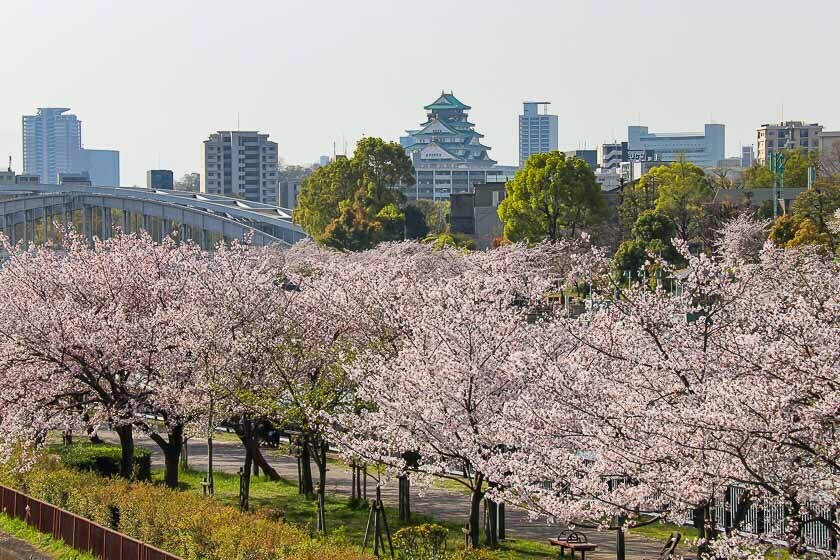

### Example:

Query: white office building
xmin=628 ymin=123 xmax=725 ymax=168
xmin=201 ymin=131 xmax=279 ymax=206
xmin=518 ymin=101 xmax=559 ymax=167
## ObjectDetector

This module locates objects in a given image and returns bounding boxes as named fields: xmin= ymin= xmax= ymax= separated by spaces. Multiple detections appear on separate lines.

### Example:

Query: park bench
xmin=644 ymin=532 xmax=681 ymax=560
xmin=548 ymin=530 xmax=598 ymax=560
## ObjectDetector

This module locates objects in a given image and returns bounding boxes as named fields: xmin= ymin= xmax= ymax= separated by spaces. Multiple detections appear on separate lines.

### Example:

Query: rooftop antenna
xmin=7 ymin=156 xmax=11 ymax=173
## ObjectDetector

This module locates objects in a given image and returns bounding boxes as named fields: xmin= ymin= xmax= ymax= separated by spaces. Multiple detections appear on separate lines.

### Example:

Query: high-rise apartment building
xmin=755 ymin=121 xmax=822 ymax=164
xmin=628 ymin=124 xmax=725 ymax=168
xmin=518 ymin=102 xmax=558 ymax=167
xmin=22 ymin=107 xmax=120 ymax=185
xmin=201 ymin=131 xmax=279 ymax=205
xmin=22 ymin=108 xmax=82 ymax=184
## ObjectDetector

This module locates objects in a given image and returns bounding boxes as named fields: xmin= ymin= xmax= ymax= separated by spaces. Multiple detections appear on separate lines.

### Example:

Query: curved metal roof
xmin=0 ymin=183 xmax=308 ymax=246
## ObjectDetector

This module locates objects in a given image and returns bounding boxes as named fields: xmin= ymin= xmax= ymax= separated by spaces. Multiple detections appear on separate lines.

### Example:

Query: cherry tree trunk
xmin=468 ymin=479 xmax=484 ymax=549
xmin=315 ymin=440 xmax=328 ymax=534
xmin=240 ymin=446 xmax=253 ymax=511
xmin=484 ymin=497 xmax=498 ymax=548
xmin=252 ymin=446 xmax=281 ymax=480
xmin=299 ymin=437 xmax=314 ymax=498
xmin=114 ymin=424 xmax=135 ymax=480
xmin=162 ymin=425 xmax=184 ymax=488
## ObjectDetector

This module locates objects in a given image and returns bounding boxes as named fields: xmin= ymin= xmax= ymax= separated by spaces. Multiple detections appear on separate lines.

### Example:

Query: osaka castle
xmin=400 ymin=91 xmax=514 ymax=201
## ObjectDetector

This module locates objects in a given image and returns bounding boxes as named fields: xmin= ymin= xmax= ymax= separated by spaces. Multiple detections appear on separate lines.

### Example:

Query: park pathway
xmin=0 ymin=530 xmax=50 ymax=560
xmin=101 ymin=431 xmax=680 ymax=560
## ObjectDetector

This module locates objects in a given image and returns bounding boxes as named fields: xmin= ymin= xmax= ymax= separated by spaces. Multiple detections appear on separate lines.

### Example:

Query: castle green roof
xmin=424 ymin=92 xmax=471 ymax=111
xmin=413 ymin=118 xmax=460 ymax=136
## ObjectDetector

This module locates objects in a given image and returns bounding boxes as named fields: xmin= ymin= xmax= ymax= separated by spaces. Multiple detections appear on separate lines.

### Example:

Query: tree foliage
xmin=293 ymin=137 xmax=414 ymax=250
xmin=742 ymin=162 xmax=773 ymax=189
xmin=404 ymin=204 xmax=430 ymax=239
xmin=768 ymin=180 xmax=840 ymax=254
xmin=498 ymin=151 xmax=606 ymax=242
xmin=652 ymin=161 xmax=712 ymax=242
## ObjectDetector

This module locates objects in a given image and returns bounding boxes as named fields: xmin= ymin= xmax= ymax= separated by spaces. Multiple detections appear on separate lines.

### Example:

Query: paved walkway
xmin=101 ymin=431 xmax=673 ymax=560
xmin=0 ymin=530 xmax=50 ymax=560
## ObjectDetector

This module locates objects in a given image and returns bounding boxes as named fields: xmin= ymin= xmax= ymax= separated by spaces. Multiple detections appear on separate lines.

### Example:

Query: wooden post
xmin=616 ymin=515 xmax=626 ymax=560
xmin=497 ymin=502 xmax=505 ymax=540
xmin=316 ymin=482 xmax=326 ymax=534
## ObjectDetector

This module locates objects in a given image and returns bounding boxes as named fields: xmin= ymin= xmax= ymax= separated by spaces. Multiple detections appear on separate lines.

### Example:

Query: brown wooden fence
xmin=0 ymin=484 xmax=180 ymax=560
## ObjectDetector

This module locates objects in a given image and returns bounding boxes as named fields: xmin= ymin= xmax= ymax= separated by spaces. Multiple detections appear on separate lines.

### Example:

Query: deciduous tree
xmin=499 ymin=151 xmax=606 ymax=242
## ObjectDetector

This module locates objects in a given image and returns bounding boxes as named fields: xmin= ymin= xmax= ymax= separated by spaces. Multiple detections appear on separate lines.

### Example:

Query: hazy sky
xmin=2 ymin=0 xmax=838 ymax=186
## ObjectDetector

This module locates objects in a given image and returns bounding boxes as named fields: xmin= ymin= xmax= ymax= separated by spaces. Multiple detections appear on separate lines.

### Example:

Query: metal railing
xmin=0 ymin=485 xmax=180 ymax=560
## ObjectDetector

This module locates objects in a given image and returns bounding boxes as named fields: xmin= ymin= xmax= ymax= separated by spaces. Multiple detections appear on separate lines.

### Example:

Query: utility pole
xmin=769 ymin=152 xmax=786 ymax=219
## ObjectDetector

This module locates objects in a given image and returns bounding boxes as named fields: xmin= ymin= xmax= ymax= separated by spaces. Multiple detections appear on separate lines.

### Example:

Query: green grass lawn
xmin=628 ymin=519 xmax=697 ymax=542
xmin=0 ymin=513 xmax=96 ymax=560
xmin=159 ymin=467 xmax=560 ymax=559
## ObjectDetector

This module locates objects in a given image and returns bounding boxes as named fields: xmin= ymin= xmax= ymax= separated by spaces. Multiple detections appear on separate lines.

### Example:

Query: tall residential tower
xmin=201 ymin=131 xmax=279 ymax=205
xmin=22 ymin=108 xmax=82 ymax=184
xmin=518 ymin=101 xmax=558 ymax=167
xmin=22 ymin=107 xmax=120 ymax=185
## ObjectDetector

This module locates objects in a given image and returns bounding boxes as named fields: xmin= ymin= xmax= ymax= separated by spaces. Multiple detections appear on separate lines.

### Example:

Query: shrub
xmin=55 ymin=443 xmax=152 ymax=481
xmin=0 ymin=456 xmax=370 ymax=560
xmin=394 ymin=523 xmax=449 ymax=560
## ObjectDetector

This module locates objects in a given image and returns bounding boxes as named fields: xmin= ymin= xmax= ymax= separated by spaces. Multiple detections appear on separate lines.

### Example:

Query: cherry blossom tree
xmin=484 ymin=218 xmax=840 ymax=556
xmin=0 ymin=231 xmax=286 ymax=489
xmin=328 ymin=241 xmax=586 ymax=547
xmin=0 ymin=231 xmax=208 ymax=483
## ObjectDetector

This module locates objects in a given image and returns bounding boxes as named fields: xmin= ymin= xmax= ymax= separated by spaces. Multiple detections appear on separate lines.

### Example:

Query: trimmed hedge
xmin=0 ymin=456 xmax=372 ymax=560
xmin=54 ymin=443 xmax=152 ymax=481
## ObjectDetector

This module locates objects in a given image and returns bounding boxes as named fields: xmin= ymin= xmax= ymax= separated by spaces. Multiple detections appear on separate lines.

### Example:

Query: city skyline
xmin=2 ymin=0 xmax=839 ymax=186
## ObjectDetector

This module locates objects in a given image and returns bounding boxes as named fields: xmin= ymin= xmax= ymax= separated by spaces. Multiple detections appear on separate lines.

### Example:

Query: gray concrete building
xmin=449 ymin=183 xmax=507 ymax=249
xmin=564 ymin=149 xmax=597 ymax=170
xmin=201 ymin=131 xmax=279 ymax=206
xmin=756 ymin=121 xmax=822 ymax=164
